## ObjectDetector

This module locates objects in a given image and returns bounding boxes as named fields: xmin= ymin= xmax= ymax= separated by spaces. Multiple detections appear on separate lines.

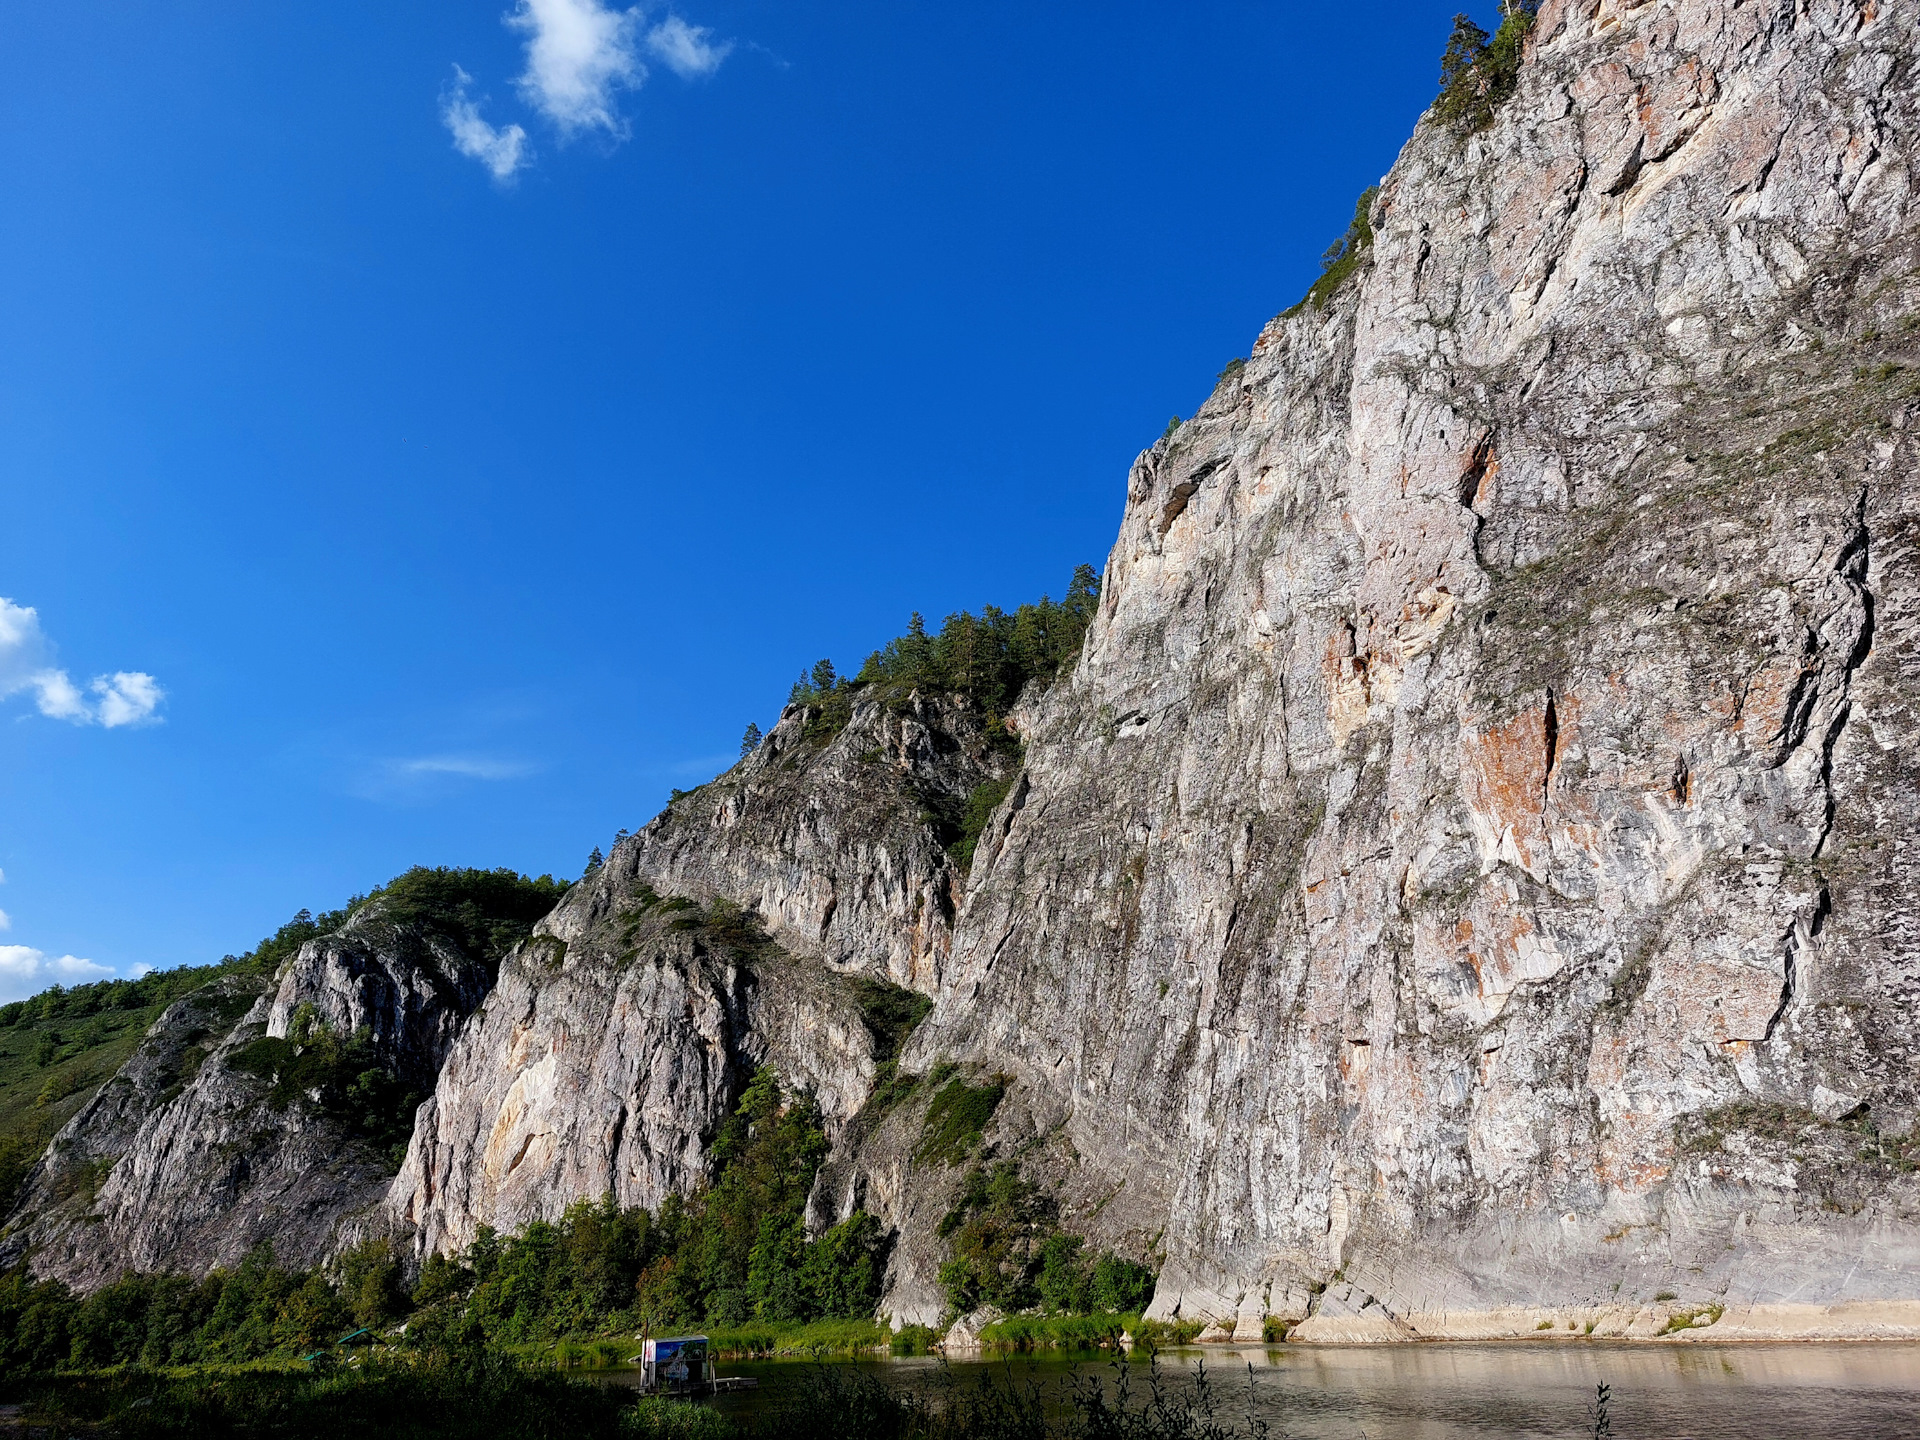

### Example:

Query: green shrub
xmin=1434 ymin=2 xmax=1538 ymax=133
xmin=950 ymin=778 xmax=1015 ymax=873
xmin=934 ymin=1163 xmax=1056 ymax=1314
xmin=622 ymin=1396 xmax=734 ymax=1439
xmin=916 ymin=1076 xmax=1006 ymax=1167
xmin=977 ymin=1311 xmax=1136 ymax=1350
xmin=890 ymin=1323 xmax=939 ymax=1355
xmin=226 ymin=1026 xmax=423 ymax=1169
xmin=18 ymin=1356 xmax=642 ymax=1439
xmin=1287 ymin=185 xmax=1381 ymax=315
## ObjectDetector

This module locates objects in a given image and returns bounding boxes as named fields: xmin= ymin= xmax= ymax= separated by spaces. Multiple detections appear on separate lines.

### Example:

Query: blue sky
xmin=0 ymin=0 xmax=1478 ymax=995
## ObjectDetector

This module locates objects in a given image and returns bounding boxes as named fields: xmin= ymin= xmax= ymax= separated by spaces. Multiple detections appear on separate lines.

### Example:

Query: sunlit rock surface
xmin=19 ymin=0 xmax=1920 ymax=1342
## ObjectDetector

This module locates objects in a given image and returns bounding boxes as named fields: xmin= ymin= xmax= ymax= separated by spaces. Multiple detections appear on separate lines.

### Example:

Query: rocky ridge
xmin=382 ymin=692 xmax=1010 ymax=1253
xmin=9 ymin=0 xmax=1920 ymax=1345
xmin=3 ymin=900 xmax=511 ymax=1287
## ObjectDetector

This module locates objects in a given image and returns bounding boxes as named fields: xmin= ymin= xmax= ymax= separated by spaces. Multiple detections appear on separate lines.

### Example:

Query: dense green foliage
xmin=933 ymin=1163 xmax=1153 ymax=1321
xmin=951 ymin=777 xmax=1015 ymax=873
xmin=349 ymin=866 xmax=572 ymax=963
xmin=11 ymin=1357 xmax=669 ymax=1440
xmin=915 ymin=1072 xmax=1006 ymax=1167
xmin=1286 ymin=185 xmax=1381 ymax=315
xmin=852 ymin=980 xmax=933 ymax=1069
xmin=782 ymin=566 xmax=1101 ymax=743
xmin=1434 ymin=1 xmax=1538 ymax=132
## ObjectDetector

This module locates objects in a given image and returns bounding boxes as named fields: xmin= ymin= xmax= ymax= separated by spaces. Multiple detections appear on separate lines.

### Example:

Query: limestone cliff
xmin=383 ymin=693 xmax=1010 ymax=1253
xmin=15 ymin=0 xmax=1920 ymax=1346
xmin=890 ymin=0 xmax=1920 ymax=1339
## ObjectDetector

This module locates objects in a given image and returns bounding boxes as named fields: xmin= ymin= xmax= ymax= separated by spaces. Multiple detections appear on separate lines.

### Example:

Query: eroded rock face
xmin=383 ymin=696 xmax=1006 ymax=1253
xmin=884 ymin=0 xmax=1920 ymax=1333
xmin=385 ymin=908 xmax=881 ymax=1256
xmin=619 ymin=694 xmax=1010 ymax=992
xmin=4 ymin=908 xmax=499 ymax=1287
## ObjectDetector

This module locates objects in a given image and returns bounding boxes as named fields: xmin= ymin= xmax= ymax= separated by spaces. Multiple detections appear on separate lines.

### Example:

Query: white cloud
xmin=0 ymin=598 xmax=165 ymax=728
xmin=442 ymin=67 xmax=530 ymax=180
xmin=509 ymin=0 xmax=645 ymax=136
xmin=395 ymin=755 xmax=537 ymax=780
xmin=91 ymin=672 xmax=164 ymax=728
xmin=645 ymin=15 xmax=732 ymax=78
xmin=348 ymin=752 xmax=542 ymax=802
xmin=0 ymin=945 xmax=114 ymax=1004
xmin=0 ymin=910 xmax=10 ymax=932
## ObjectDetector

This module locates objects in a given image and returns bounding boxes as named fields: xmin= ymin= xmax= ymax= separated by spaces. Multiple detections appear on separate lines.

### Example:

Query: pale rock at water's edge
xmin=11 ymin=0 xmax=1920 ymax=1345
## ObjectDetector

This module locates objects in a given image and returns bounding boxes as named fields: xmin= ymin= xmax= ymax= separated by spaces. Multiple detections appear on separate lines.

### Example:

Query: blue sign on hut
xmin=641 ymin=1335 xmax=709 ymax=1394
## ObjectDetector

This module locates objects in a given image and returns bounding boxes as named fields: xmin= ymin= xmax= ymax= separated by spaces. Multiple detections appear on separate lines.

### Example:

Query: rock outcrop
xmin=882 ymin=0 xmax=1920 ymax=1336
xmin=383 ymin=694 xmax=1009 ymax=1252
xmin=3 ymin=905 xmax=502 ymax=1286
xmin=17 ymin=0 xmax=1920 ymax=1346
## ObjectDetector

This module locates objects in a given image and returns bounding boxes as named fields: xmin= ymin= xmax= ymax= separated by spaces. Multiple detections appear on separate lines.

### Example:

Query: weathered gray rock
xmin=386 ymin=910 xmax=878 ymax=1256
xmin=881 ymin=0 xmax=1920 ymax=1337
xmin=5 ymin=905 xmax=499 ymax=1286
xmin=619 ymin=693 xmax=1010 ymax=993
xmin=383 ymin=696 xmax=1008 ymax=1254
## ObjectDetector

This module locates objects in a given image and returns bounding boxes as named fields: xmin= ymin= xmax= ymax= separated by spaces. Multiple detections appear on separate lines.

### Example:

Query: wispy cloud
xmin=510 ymin=0 xmax=645 ymax=136
xmin=442 ymin=67 xmax=530 ymax=180
xmin=645 ymin=16 xmax=732 ymax=79
xmin=0 ymin=598 xmax=164 ymax=728
xmin=0 ymin=910 xmax=10 ymax=933
xmin=394 ymin=755 xmax=539 ymax=780
xmin=0 ymin=945 xmax=114 ymax=1004
xmin=445 ymin=3 xmax=733 ymax=175
xmin=348 ymin=752 xmax=543 ymax=802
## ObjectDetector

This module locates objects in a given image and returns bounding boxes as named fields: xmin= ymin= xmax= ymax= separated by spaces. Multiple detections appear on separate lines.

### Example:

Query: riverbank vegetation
xmin=4 ymin=1351 xmax=1283 ymax=1439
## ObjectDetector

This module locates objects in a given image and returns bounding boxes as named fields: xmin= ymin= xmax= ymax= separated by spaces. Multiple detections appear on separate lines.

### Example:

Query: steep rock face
xmin=0 ymin=975 xmax=268 ymax=1277
xmin=384 ymin=696 xmax=1001 ymax=1252
xmin=6 ymin=907 xmax=497 ymax=1286
xmin=886 ymin=0 xmax=1920 ymax=1336
xmin=625 ymin=695 xmax=1008 ymax=992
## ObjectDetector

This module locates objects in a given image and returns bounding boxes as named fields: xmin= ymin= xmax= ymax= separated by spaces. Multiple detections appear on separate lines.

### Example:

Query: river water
xmin=604 ymin=1342 xmax=1920 ymax=1438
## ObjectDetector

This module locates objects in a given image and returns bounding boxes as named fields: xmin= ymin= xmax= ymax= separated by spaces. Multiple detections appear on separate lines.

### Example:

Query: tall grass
xmin=704 ymin=1317 xmax=891 ymax=1356
xmin=13 ymin=1355 xmax=637 ymax=1439
xmin=975 ymin=1312 xmax=1135 ymax=1351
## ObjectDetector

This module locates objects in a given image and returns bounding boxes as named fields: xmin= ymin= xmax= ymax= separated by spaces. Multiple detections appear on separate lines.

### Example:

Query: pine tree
xmin=1434 ymin=13 xmax=1493 ymax=129
xmin=584 ymin=847 xmax=604 ymax=876
xmin=740 ymin=722 xmax=763 ymax=758
xmin=809 ymin=659 xmax=838 ymax=693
